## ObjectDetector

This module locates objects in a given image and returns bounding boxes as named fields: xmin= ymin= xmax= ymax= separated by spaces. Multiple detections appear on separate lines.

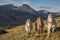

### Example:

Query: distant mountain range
xmin=0 ymin=4 xmax=60 ymax=29
xmin=38 ymin=10 xmax=60 ymax=19
xmin=0 ymin=4 xmax=38 ymax=27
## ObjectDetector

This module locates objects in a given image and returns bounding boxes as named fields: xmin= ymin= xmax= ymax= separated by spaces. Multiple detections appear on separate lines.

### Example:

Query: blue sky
xmin=0 ymin=0 xmax=60 ymax=12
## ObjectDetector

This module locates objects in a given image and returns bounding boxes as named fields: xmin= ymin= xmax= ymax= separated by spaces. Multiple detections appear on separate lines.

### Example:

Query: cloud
xmin=0 ymin=0 xmax=30 ymax=6
xmin=0 ymin=0 xmax=17 ymax=4
xmin=11 ymin=0 xmax=29 ymax=1
xmin=20 ymin=1 xmax=30 ymax=6
xmin=39 ymin=6 xmax=51 ymax=9
xmin=38 ymin=5 xmax=60 ymax=12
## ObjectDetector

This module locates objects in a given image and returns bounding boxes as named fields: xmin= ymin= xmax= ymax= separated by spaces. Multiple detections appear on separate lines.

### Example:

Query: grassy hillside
xmin=0 ymin=17 xmax=60 ymax=40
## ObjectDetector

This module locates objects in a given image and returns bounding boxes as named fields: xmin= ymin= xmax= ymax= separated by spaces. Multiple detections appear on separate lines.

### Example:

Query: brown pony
xmin=33 ymin=16 xmax=44 ymax=35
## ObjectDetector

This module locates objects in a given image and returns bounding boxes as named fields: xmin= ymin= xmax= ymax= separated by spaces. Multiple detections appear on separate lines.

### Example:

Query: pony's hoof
xmin=26 ymin=36 xmax=30 ymax=38
xmin=47 ymin=36 xmax=50 ymax=38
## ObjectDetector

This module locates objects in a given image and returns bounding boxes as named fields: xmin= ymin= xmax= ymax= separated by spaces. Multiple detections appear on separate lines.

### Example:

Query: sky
xmin=0 ymin=0 xmax=60 ymax=12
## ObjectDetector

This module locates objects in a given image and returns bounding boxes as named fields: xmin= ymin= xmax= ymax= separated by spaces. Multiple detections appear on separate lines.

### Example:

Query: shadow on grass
xmin=43 ymin=27 xmax=60 ymax=33
xmin=0 ymin=30 xmax=8 ymax=35
xmin=55 ymin=27 xmax=60 ymax=32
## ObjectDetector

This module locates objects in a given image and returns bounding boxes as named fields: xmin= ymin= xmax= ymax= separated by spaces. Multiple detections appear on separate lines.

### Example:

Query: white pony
xmin=25 ymin=19 xmax=32 ymax=37
xmin=46 ymin=14 xmax=56 ymax=38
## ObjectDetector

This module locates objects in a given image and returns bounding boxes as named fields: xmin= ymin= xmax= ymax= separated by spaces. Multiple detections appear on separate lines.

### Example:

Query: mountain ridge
xmin=0 ymin=4 xmax=60 ymax=29
xmin=0 ymin=4 xmax=38 ymax=28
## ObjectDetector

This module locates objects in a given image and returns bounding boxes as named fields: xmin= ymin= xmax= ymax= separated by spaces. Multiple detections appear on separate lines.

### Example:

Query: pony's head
xmin=48 ymin=14 xmax=52 ymax=18
xmin=37 ymin=16 xmax=42 ymax=19
xmin=26 ymin=19 xmax=31 ymax=23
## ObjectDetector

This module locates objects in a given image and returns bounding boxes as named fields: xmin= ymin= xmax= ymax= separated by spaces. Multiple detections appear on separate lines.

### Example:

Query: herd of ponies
xmin=24 ymin=14 xmax=56 ymax=38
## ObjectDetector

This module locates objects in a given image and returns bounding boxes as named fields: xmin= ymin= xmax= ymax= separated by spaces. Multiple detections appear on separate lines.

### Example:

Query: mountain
xmin=38 ymin=10 xmax=60 ymax=19
xmin=17 ymin=4 xmax=37 ymax=14
xmin=55 ymin=12 xmax=60 ymax=17
xmin=38 ymin=10 xmax=50 ymax=19
xmin=0 ymin=4 xmax=60 ymax=29
xmin=0 ymin=4 xmax=38 ymax=29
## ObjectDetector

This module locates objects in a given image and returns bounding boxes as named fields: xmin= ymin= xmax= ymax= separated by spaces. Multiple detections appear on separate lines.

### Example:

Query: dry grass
xmin=0 ymin=17 xmax=60 ymax=40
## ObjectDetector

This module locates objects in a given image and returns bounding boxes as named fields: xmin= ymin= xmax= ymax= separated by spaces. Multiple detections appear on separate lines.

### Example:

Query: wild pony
xmin=46 ymin=14 xmax=56 ymax=38
xmin=25 ymin=19 xmax=32 ymax=37
xmin=33 ymin=16 xmax=44 ymax=36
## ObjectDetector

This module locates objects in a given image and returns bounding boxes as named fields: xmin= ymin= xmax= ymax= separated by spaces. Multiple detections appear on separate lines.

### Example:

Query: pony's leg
xmin=52 ymin=27 xmax=55 ymax=33
xmin=26 ymin=31 xmax=28 ymax=37
xmin=40 ymin=27 xmax=42 ymax=35
xmin=37 ymin=25 xmax=40 ymax=36
xmin=33 ymin=24 xmax=36 ymax=33
xmin=25 ymin=28 xmax=30 ymax=37
xmin=45 ymin=25 xmax=47 ymax=28
xmin=47 ymin=27 xmax=50 ymax=38
xmin=52 ymin=25 xmax=55 ymax=33
xmin=37 ymin=24 xmax=39 ymax=34
xmin=26 ymin=31 xmax=30 ymax=37
xmin=38 ymin=27 xmax=41 ymax=34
